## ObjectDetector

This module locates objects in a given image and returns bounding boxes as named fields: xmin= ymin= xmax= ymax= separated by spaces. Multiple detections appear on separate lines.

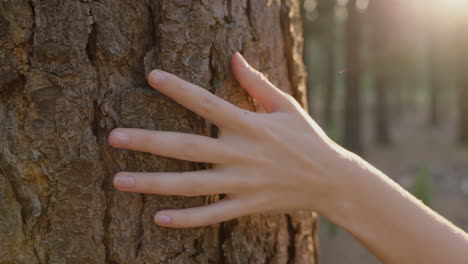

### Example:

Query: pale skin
xmin=109 ymin=53 xmax=468 ymax=263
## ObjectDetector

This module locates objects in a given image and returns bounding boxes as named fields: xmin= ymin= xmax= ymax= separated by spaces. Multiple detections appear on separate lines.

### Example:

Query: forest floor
xmin=318 ymin=107 xmax=468 ymax=264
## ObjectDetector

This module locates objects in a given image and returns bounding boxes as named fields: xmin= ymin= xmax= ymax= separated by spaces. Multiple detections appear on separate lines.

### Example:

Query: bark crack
xmin=83 ymin=6 xmax=112 ymax=262
xmin=286 ymin=214 xmax=296 ymax=264
xmin=100 ymin=153 xmax=115 ymax=263
xmin=279 ymin=0 xmax=297 ymax=100
xmin=135 ymin=194 xmax=145 ymax=261
xmin=86 ymin=22 xmax=98 ymax=69
xmin=28 ymin=0 xmax=36 ymax=56
xmin=311 ymin=213 xmax=320 ymax=264
xmin=218 ymin=222 xmax=227 ymax=264
xmin=0 ymin=158 xmax=42 ymax=264
xmin=147 ymin=2 xmax=158 ymax=47
xmin=245 ymin=0 xmax=258 ymax=41
xmin=225 ymin=0 xmax=233 ymax=23
xmin=279 ymin=0 xmax=307 ymax=108
xmin=0 ymin=162 xmax=26 ymax=228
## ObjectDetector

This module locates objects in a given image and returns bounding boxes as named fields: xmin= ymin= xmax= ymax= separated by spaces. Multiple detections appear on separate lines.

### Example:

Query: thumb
xmin=231 ymin=52 xmax=293 ymax=112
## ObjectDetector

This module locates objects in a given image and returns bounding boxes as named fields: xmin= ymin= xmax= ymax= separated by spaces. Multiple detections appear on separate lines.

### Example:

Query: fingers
xmin=231 ymin=52 xmax=294 ymax=113
xmin=113 ymin=170 xmax=238 ymax=196
xmin=153 ymin=198 xmax=250 ymax=228
xmin=109 ymin=128 xmax=241 ymax=163
xmin=147 ymin=70 xmax=251 ymax=130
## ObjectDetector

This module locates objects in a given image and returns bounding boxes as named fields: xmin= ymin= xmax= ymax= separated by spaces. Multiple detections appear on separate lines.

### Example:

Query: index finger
xmin=148 ymin=70 xmax=252 ymax=130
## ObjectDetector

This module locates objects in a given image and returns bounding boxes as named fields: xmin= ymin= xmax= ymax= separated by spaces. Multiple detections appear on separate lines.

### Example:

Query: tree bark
xmin=343 ymin=0 xmax=363 ymax=154
xmin=0 ymin=1 xmax=318 ymax=263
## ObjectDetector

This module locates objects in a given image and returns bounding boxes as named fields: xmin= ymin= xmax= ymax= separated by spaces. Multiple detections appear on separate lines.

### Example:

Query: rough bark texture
xmin=0 ymin=0 xmax=317 ymax=263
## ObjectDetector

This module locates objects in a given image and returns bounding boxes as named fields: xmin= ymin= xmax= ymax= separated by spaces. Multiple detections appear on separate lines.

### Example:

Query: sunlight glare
xmin=440 ymin=0 xmax=468 ymax=11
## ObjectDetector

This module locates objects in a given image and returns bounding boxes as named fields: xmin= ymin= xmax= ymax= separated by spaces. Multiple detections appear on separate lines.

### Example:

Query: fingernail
xmin=154 ymin=214 xmax=172 ymax=225
xmin=114 ymin=174 xmax=135 ymax=189
xmin=148 ymin=70 xmax=166 ymax=83
xmin=110 ymin=130 xmax=130 ymax=146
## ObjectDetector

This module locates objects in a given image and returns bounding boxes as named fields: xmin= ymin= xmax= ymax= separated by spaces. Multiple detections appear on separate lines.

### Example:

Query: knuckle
xmin=243 ymin=174 xmax=265 ymax=190
xmin=254 ymin=195 xmax=274 ymax=211
xmin=281 ymin=91 xmax=296 ymax=101
xmin=199 ymin=93 xmax=218 ymax=114
xmin=235 ymin=110 xmax=256 ymax=130
xmin=283 ymin=93 xmax=295 ymax=102
xmin=178 ymin=141 xmax=200 ymax=161
xmin=205 ymin=214 xmax=224 ymax=225
xmin=240 ymin=113 xmax=268 ymax=136
xmin=182 ymin=178 xmax=202 ymax=197
xmin=225 ymin=147 xmax=251 ymax=163
xmin=243 ymin=150 xmax=271 ymax=166
xmin=282 ymin=94 xmax=299 ymax=110
xmin=255 ymin=120 xmax=280 ymax=141
xmin=254 ymin=69 xmax=268 ymax=82
xmin=225 ymin=170 xmax=267 ymax=192
xmin=148 ymin=177 xmax=162 ymax=192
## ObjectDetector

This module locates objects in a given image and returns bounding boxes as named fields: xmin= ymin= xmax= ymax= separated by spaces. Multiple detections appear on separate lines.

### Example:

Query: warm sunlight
xmin=444 ymin=0 xmax=468 ymax=7
xmin=440 ymin=0 xmax=468 ymax=13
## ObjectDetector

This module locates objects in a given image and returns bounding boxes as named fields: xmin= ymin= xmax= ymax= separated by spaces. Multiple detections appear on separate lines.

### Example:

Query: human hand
xmin=109 ymin=53 xmax=350 ymax=228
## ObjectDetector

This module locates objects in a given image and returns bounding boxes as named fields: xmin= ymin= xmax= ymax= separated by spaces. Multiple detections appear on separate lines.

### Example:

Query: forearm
xmin=322 ymin=149 xmax=468 ymax=264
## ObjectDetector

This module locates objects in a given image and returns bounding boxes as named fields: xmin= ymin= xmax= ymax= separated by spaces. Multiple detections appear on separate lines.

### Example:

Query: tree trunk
xmin=371 ymin=0 xmax=392 ymax=145
xmin=302 ymin=0 xmax=315 ymax=116
xmin=374 ymin=76 xmax=391 ymax=145
xmin=343 ymin=0 xmax=363 ymax=154
xmin=319 ymin=0 xmax=337 ymax=132
xmin=459 ymin=70 xmax=468 ymax=145
xmin=0 ymin=1 xmax=318 ymax=263
xmin=458 ymin=17 xmax=468 ymax=145
xmin=428 ymin=16 xmax=441 ymax=127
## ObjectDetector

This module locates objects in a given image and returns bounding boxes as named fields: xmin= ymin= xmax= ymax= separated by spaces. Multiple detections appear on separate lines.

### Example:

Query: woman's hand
xmin=109 ymin=53 xmax=349 ymax=228
xmin=108 ymin=52 xmax=468 ymax=264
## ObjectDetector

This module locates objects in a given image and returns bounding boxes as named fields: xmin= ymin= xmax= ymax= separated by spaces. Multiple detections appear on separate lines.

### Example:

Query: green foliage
xmin=411 ymin=164 xmax=435 ymax=207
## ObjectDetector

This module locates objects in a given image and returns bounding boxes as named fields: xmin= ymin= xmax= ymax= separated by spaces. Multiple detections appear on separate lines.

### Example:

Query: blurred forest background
xmin=301 ymin=0 xmax=468 ymax=262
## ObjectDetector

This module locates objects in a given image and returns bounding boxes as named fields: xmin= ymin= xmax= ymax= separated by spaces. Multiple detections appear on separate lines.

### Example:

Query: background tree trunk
xmin=371 ymin=0 xmax=392 ymax=145
xmin=428 ymin=9 xmax=441 ymax=127
xmin=458 ymin=16 xmax=468 ymax=145
xmin=318 ymin=0 xmax=337 ymax=132
xmin=343 ymin=0 xmax=363 ymax=154
xmin=0 ymin=1 xmax=318 ymax=263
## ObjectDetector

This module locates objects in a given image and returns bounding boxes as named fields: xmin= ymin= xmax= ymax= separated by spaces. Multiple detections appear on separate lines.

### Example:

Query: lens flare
xmin=433 ymin=0 xmax=468 ymax=20
xmin=441 ymin=0 xmax=468 ymax=10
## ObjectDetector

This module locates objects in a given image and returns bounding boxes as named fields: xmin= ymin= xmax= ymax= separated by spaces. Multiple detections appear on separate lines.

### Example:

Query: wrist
xmin=315 ymin=145 xmax=383 ymax=225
